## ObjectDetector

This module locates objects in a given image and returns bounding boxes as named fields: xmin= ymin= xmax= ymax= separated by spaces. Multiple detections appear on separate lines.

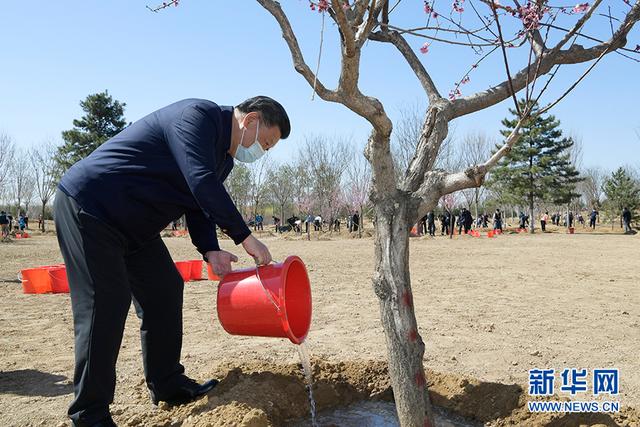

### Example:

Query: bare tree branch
xmin=369 ymin=30 xmax=442 ymax=102
xmin=451 ymin=0 xmax=640 ymax=119
xmin=552 ymin=0 xmax=604 ymax=52
xmin=256 ymin=0 xmax=341 ymax=103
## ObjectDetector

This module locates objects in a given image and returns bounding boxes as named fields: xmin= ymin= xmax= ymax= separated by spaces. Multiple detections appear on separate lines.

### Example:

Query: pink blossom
xmin=453 ymin=0 xmax=465 ymax=13
xmin=635 ymin=44 xmax=640 ymax=51
xmin=432 ymin=11 xmax=439 ymax=18
xmin=461 ymin=76 xmax=470 ymax=84
xmin=420 ymin=43 xmax=429 ymax=54
xmin=518 ymin=2 xmax=546 ymax=31
xmin=448 ymin=88 xmax=462 ymax=100
xmin=424 ymin=1 xmax=433 ymax=14
xmin=572 ymin=2 xmax=589 ymax=13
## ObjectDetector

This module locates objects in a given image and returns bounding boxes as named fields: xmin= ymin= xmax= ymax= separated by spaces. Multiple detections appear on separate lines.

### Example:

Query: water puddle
xmin=290 ymin=400 xmax=481 ymax=427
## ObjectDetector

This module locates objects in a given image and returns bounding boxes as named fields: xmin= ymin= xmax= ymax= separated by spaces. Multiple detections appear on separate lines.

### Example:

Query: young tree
xmin=30 ymin=142 xmax=59 ymax=232
xmin=154 ymin=1 xmax=640 ymax=424
xmin=602 ymin=167 xmax=640 ymax=227
xmin=55 ymin=91 xmax=128 ymax=174
xmin=489 ymin=101 xmax=581 ymax=232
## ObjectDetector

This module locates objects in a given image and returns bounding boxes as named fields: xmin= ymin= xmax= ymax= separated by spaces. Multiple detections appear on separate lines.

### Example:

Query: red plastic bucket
xmin=20 ymin=268 xmax=52 ymax=294
xmin=15 ymin=234 xmax=22 ymax=239
xmin=216 ymin=256 xmax=312 ymax=344
xmin=569 ymin=227 xmax=575 ymax=234
xmin=190 ymin=260 xmax=203 ymax=280
xmin=206 ymin=264 xmax=220 ymax=281
xmin=487 ymin=230 xmax=495 ymax=238
xmin=49 ymin=267 xmax=69 ymax=293
xmin=174 ymin=261 xmax=191 ymax=282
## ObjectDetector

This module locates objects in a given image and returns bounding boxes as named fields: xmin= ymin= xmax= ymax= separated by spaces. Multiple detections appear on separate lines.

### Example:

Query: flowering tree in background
xmin=153 ymin=0 xmax=639 ymax=424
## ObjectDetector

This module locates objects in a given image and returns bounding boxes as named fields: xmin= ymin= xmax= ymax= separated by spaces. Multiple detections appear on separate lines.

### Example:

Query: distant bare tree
xmin=9 ymin=149 xmax=34 ymax=216
xmin=346 ymin=149 xmax=371 ymax=237
xmin=459 ymin=132 xmax=494 ymax=222
xmin=301 ymin=135 xmax=350 ymax=229
xmin=30 ymin=142 xmax=59 ymax=232
xmin=581 ymin=166 xmax=606 ymax=209
xmin=225 ymin=163 xmax=252 ymax=217
xmin=267 ymin=163 xmax=296 ymax=230
xmin=0 ymin=133 xmax=16 ymax=204
xmin=248 ymin=153 xmax=272 ymax=225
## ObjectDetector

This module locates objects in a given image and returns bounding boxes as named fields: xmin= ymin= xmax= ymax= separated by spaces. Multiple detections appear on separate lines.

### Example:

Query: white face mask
xmin=234 ymin=119 xmax=266 ymax=163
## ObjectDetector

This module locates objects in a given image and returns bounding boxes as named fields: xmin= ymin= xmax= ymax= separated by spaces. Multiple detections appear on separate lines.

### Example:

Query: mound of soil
xmin=112 ymin=360 xmax=638 ymax=426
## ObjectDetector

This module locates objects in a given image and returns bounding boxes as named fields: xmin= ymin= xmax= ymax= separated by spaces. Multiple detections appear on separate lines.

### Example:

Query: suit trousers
xmin=54 ymin=189 xmax=185 ymax=425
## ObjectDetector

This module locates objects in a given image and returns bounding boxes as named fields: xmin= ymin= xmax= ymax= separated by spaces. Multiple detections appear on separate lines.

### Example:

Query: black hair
xmin=236 ymin=96 xmax=290 ymax=139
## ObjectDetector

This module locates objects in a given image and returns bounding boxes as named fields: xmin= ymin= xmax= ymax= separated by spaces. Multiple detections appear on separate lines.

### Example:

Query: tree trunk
xmin=358 ymin=205 xmax=363 ymax=238
xmin=529 ymin=192 xmax=535 ymax=234
xmin=372 ymin=198 xmax=435 ymax=427
xmin=41 ymin=201 xmax=46 ymax=232
xmin=474 ymin=189 xmax=479 ymax=229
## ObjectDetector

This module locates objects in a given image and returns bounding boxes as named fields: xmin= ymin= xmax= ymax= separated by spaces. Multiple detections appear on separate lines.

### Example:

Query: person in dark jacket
xmin=427 ymin=211 xmax=436 ymax=236
xmin=589 ymin=208 xmax=598 ymax=229
xmin=622 ymin=207 xmax=632 ymax=233
xmin=54 ymin=97 xmax=290 ymax=427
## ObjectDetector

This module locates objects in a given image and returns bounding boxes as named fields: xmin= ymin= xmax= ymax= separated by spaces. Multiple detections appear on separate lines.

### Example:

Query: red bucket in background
xmin=216 ymin=256 xmax=312 ymax=345
xmin=206 ymin=264 xmax=220 ymax=281
xmin=190 ymin=260 xmax=203 ymax=280
xmin=49 ymin=266 xmax=69 ymax=293
xmin=569 ymin=227 xmax=575 ymax=234
xmin=15 ymin=234 xmax=22 ymax=239
xmin=174 ymin=261 xmax=192 ymax=282
xmin=20 ymin=268 xmax=52 ymax=294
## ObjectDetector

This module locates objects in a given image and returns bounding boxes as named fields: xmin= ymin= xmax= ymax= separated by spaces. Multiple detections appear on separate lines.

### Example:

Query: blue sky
xmin=1 ymin=1 xmax=638 ymax=171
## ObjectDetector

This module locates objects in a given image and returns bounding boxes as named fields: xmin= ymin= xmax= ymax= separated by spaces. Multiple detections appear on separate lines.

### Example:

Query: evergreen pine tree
xmin=488 ymin=100 xmax=581 ymax=232
xmin=55 ymin=91 xmax=127 ymax=174
xmin=602 ymin=167 xmax=640 ymax=227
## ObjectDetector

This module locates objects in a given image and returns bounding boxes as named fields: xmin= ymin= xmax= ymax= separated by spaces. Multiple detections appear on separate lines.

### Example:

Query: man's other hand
xmin=241 ymin=235 xmax=272 ymax=265
xmin=205 ymin=250 xmax=238 ymax=278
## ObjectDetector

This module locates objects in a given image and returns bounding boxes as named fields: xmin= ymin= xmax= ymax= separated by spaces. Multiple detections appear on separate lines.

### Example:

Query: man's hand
xmin=241 ymin=234 xmax=272 ymax=265
xmin=205 ymin=250 xmax=238 ymax=278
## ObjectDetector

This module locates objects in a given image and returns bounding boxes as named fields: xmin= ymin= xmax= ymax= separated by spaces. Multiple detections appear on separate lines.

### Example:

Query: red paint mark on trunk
xmin=408 ymin=328 xmax=418 ymax=342
xmin=402 ymin=290 xmax=413 ymax=308
xmin=415 ymin=370 xmax=426 ymax=387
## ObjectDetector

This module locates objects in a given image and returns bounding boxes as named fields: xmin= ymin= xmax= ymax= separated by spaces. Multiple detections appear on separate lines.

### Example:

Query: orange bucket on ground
xmin=216 ymin=256 xmax=312 ymax=345
xmin=49 ymin=266 xmax=69 ymax=293
xmin=20 ymin=268 xmax=52 ymax=294
xmin=206 ymin=264 xmax=220 ymax=281
xmin=190 ymin=260 xmax=203 ymax=280
xmin=174 ymin=261 xmax=191 ymax=282
xmin=487 ymin=230 xmax=495 ymax=238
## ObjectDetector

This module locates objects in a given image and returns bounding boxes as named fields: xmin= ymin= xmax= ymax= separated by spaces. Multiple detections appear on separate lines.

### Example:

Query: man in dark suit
xmin=54 ymin=96 xmax=290 ymax=426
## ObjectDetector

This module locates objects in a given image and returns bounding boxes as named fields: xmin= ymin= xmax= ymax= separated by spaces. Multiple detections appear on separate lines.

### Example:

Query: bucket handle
xmin=255 ymin=262 xmax=283 ymax=316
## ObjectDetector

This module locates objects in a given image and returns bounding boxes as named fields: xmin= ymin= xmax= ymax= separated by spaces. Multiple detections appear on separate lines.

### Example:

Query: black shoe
xmin=151 ymin=377 xmax=219 ymax=406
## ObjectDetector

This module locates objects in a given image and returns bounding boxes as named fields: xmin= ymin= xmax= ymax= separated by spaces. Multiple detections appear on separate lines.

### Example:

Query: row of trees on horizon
xmin=1 ymin=91 xmax=638 ymax=233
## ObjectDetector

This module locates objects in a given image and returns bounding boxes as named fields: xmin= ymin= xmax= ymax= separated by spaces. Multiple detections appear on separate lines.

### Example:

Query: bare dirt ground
xmin=0 ymin=225 xmax=638 ymax=426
